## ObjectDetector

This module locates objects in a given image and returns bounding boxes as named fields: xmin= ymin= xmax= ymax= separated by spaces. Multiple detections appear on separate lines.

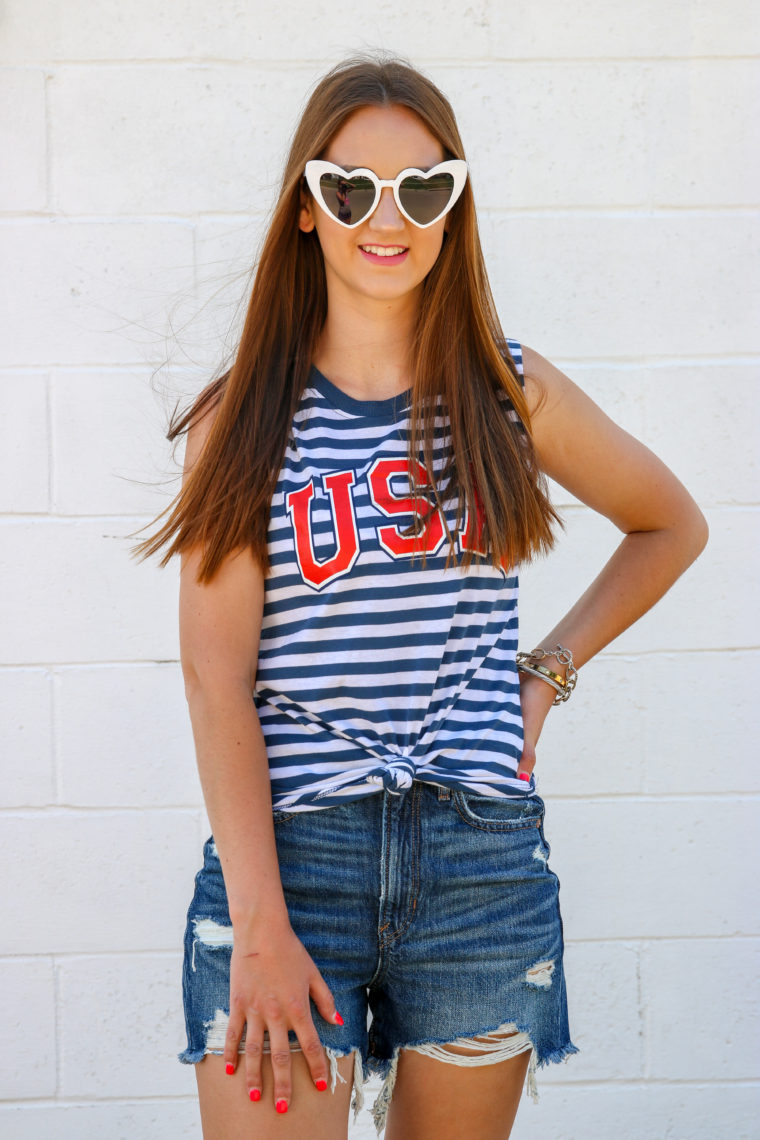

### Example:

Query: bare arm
xmin=180 ymin=527 xmax=287 ymax=931
xmin=515 ymin=345 xmax=709 ymax=777
xmin=179 ymin=413 xmax=341 ymax=1109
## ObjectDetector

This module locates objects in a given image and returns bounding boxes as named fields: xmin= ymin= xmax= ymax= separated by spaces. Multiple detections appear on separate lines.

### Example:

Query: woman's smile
xmin=358 ymin=243 xmax=409 ymax=265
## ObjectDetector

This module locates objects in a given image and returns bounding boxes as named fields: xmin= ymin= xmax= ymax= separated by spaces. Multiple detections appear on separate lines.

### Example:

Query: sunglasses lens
xmin=399 ymin=172 xmax=456 ymax=225
xmin=318 ymin=173 xmax=375 ymax=225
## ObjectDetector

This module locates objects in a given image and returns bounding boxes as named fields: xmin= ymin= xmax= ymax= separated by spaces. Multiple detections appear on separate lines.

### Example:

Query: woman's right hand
xmin=223 ymin=916 xmax=343 ymax=1112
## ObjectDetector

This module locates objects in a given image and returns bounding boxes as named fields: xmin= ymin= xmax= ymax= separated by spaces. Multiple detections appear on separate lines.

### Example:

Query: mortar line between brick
xmin=3 ymin=645 xmax=760 ymax=667
xmin=0 ymin=647 xmax=758 ymax=673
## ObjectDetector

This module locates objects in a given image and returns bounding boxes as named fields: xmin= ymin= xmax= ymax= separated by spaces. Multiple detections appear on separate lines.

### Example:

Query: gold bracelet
xmin=516 ymin=644 xmax=578 ymax=705
xmin=529 ymin=662 xmax=566 ymax=687
xmin=516 ymin=661 xmax=566 ymax=697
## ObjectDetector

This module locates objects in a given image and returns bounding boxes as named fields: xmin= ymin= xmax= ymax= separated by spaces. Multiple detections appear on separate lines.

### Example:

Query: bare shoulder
xmin=519 ymin=343 xmax=707 ymax=541
xmin=520 ymin=343 xmax=574 ymax=422
xmin=520 ymin=341 xmax=626 ymax=460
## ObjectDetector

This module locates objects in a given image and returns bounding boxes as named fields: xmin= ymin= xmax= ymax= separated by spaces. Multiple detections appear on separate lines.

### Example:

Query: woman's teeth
xmin=360 ymin=245 xmax=407 ymax=256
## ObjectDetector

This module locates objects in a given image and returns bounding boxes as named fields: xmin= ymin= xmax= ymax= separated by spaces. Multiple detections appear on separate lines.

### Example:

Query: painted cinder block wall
xmin=1 ymin=3 xmax=758 ymax=1136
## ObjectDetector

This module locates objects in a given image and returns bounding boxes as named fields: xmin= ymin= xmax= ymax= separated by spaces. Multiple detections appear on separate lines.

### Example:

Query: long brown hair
xmin=130 ymin=51 xmax=559 ymax=582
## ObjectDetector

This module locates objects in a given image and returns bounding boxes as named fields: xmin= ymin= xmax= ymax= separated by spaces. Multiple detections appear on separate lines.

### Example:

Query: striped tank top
xmin=256 ymin=338 xmax=537 ymax=812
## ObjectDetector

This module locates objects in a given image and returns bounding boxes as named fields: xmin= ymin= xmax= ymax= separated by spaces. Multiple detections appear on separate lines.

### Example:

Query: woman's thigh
xmin=196 ymin=1051 xmax=356 ymax=1140
xmin=385 ymin=1044 xmax=532 ymax=1140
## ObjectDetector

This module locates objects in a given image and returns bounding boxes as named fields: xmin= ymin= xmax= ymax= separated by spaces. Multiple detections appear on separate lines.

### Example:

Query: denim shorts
xmin=179 ymin=780 xmax=579 ymax=1133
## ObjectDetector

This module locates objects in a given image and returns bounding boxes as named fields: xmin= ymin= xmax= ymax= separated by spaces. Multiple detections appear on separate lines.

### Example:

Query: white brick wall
xmin=2 ymin=3 xmax=758 ymax=1137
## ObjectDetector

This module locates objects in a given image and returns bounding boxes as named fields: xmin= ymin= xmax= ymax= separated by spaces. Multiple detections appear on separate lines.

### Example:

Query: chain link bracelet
xmin=516 ymin=644 xmax=578 ymax=705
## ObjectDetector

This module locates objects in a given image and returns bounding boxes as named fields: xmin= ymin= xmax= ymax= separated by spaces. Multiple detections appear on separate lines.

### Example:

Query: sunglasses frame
xmin=303 ymin=158 xmax=468 ymax=230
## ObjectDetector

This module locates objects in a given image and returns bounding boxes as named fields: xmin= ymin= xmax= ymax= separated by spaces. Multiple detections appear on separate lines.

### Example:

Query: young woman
xmin=134 ymin=53 xmax=707 ymax=1140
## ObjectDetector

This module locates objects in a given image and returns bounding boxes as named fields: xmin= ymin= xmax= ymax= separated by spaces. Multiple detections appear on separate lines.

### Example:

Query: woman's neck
xmin=313 ymin=292 xmax=418 ymax=402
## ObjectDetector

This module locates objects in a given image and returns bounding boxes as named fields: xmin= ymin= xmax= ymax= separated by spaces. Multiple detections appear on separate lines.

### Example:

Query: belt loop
xmin=437 ymin=784 xmax=451 ymax=801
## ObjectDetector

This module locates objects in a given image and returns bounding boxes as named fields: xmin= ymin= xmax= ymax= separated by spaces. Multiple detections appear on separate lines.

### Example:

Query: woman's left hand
xmin=515 ymin=672 xmax=557 ymax=782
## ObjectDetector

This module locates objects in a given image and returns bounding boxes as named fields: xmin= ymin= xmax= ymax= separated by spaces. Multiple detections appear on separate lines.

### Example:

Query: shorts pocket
xmin=453 ymin=790 xmax=545 ymax=832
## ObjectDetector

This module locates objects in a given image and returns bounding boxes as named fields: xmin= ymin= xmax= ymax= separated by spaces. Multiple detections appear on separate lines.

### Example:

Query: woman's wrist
xmin=517 ymin=643 xmax=578 ymax=704
xmin=230 ymin=900 xmax=292 ymax=939
xmin=519 ymin=670 xmax=559 ymax=712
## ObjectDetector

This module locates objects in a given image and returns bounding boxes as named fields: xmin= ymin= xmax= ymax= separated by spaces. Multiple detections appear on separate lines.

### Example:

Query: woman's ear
xmin=298 ymin=186 xmax=316 ymax=233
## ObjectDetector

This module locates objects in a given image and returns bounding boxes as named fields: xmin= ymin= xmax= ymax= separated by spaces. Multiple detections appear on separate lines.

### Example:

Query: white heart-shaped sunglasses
xmin=303 ymin=159 xmax=468 ymax=230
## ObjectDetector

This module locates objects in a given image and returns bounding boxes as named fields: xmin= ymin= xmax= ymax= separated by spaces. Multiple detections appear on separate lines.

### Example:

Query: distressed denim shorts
xmin=179 ymin=780 xmax=579 ymax=1134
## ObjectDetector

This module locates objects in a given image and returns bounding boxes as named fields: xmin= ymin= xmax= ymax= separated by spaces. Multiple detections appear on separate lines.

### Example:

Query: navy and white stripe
xmin=256 ymin=338 xmax=536 ymax=811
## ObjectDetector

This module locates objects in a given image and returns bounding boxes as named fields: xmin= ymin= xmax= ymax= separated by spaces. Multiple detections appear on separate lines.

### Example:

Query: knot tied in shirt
xmin=366 ymin=756 xmax=416 ymax=794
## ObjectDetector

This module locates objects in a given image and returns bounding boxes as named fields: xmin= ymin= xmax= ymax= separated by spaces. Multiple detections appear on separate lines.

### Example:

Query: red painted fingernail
xmin=249 ymin=1088 xmax=261 ymax=1102
xmin=315 ymin=1078 xmax=328 ymax=1091
xmin=518 ymin=772 xmax=530 ymax=782
xmin=334 ymin=1011 xmax=344 ymax=1025
xmin=225 ymin=1062 xmax=235 ymax=1075
xmin=275 ymin=1099 xmax=288 ymax=1113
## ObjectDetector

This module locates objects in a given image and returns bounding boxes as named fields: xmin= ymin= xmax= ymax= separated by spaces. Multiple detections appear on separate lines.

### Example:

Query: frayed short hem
xmin=177 ymin=1042 xmax=368 ymax=1122
xmin=177 ymin=1047 xmax=206 ymax=1065
xmin=327 ymin=1047 xmax=367 ymax=1122
xmin=365 ymin=1024 xmax=581 ymax=1135
xmin=535 ymin=1039 xmax=581 ymax=1072
xmin=180 ymin=1015 xmax=580 ymax=1134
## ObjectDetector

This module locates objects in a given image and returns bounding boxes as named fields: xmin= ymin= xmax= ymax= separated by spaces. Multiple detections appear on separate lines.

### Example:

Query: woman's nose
xmin=368 ymin=187 xmax=405 ymax=230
